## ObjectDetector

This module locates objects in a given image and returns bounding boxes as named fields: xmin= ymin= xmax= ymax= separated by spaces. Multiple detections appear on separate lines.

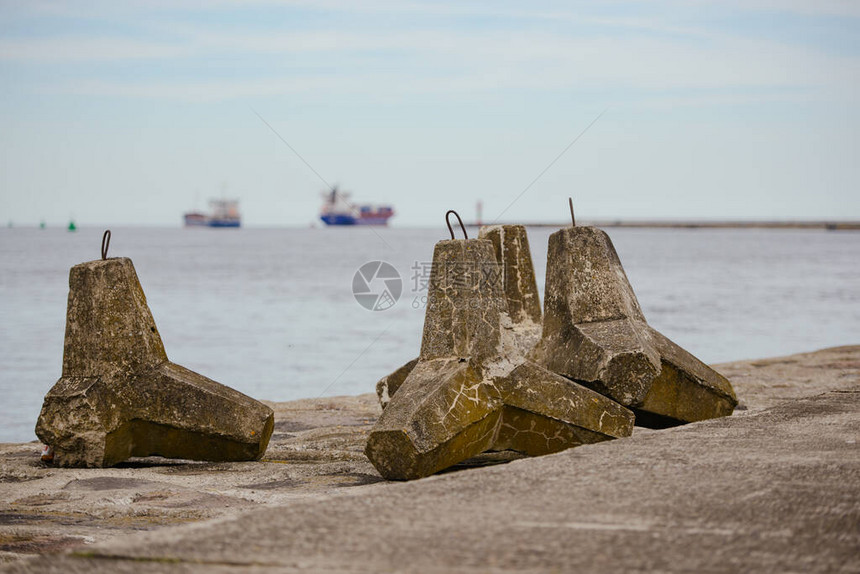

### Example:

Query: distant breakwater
xmin=468 ymin=220 xmax=860 ymax=230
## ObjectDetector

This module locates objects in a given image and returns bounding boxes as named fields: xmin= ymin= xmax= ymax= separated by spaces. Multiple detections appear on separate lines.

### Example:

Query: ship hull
xmin=184 ymin=216 xmax=241 ymax=228
xmin=208 ymin=219 xmax=241 ymax=228
xmin=320 ymin=213 xmax=393 ymax=226
xmin=321 ymin=214 xmax=357 ymax=225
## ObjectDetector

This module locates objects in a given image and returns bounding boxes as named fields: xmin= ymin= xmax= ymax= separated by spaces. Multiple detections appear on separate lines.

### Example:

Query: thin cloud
xmin=20 ymin=27 xmax=856 ymax=104
xmin=0 ymin=37 xmax=194 ymax=62
xmin=2 ymin=1 xmax=857 ymax=106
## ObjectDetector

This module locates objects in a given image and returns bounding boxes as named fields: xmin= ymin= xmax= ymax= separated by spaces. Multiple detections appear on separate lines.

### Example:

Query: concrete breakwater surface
xmin=0 ymin=346 xmax=858 ymax=571
xmin=1 ymin=226 xmax=859 ymax=442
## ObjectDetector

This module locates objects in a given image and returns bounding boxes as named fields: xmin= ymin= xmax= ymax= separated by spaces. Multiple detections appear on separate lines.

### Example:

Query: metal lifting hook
xmin=445 ymin=210 xmax=468 ymax=240
xmin=101 ymin=229 xmax=111 ymax=260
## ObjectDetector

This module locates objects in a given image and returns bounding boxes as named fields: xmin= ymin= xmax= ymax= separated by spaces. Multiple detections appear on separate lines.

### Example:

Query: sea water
xmin=1 ymin=225 xmax=858 ymax=443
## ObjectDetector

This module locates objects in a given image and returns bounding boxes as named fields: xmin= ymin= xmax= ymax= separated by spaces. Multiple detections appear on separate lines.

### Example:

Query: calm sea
xmin=1 ymin=225 xmax=858 ymax=443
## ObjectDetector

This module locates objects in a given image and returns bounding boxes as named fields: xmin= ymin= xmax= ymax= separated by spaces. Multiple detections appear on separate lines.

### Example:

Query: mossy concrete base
xmin=366 ymin=357 xmax=633 ymax=481
xmin=35 ymin=258 xmax=274 ymax=468
xmin=530 ymin=226 xmax=737 ymax=425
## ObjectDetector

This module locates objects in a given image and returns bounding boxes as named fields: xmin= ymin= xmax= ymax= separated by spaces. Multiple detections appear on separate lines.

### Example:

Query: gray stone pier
xmin=35 ymin=257 xmax=274 ymax=467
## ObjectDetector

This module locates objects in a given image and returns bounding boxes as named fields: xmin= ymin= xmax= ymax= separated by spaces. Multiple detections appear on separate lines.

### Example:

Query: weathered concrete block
xmin=419 ymin=239 xmax=506 ymax=362
xmin=366 ymin=357 xmax=503 ymax=480
xmin=530 ymin=226 xmax=737 ymax=425
xmin=375 ymin=358 xmax=418 ymax=410
xmin=497 ymin=361 xmax=633 ymax=445
xmin=375 ymin=225 xmax=543 ymax=408
xmin=492 ymin=361 xmax=632 ymax=456
xmin=36 ymin=258 xmax=274 ymax=467
xmin=366 ymin=236 xmax=633 ymax=480
xmin=477 ymin=224 xmax=542 ymax=329
xmin=635 ymin=328 xmax=738 ymax=424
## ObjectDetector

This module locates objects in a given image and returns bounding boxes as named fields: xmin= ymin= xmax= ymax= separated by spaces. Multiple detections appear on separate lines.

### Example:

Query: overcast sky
xmin=0 ymin=0 xmax=857 ymax=227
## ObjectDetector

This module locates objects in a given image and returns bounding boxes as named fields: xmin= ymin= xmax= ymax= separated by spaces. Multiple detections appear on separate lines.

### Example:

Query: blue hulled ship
xmin=320 ymin=188 xmax=394 ymax=226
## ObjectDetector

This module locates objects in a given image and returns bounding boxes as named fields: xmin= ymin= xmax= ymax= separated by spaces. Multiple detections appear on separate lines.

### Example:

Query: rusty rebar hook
xmin=445 ymin=210 xmax=468 ymax=240
xmin=569 ymin=197 xmax=576 ymax=227
xmin=101 ymin=229 xmax=111 ymax=260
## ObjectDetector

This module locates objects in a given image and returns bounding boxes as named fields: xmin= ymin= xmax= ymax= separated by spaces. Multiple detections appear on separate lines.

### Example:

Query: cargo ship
xmin=319 ymin=188 xmax=394 ymax=226
xmin=184 ymin=199 xmax=241 ymax=228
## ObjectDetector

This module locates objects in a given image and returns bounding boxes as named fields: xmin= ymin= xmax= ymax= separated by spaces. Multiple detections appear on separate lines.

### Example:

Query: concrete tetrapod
xmin=529 ymin=225 xmax=738 ymax=426
xmin=375 ymin=224 xmax=542 ymax=408
xmin=365 ymin=238 xmax=633 ymax=480
xmin=35 ymin=257 xmax=274 ymax=467
xmin=478 ymin=224 xmax=542 ymax=330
